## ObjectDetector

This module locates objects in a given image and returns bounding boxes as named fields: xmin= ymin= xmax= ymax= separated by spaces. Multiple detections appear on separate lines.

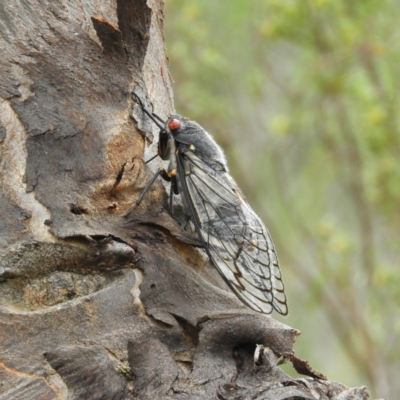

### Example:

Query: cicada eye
xmin=168 ymin=119 xmax=181 ymax=131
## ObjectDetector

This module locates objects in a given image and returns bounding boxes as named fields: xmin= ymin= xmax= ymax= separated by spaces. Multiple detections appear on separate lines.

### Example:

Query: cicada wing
xmin=176 ymin=148 xmax=288 ymax=315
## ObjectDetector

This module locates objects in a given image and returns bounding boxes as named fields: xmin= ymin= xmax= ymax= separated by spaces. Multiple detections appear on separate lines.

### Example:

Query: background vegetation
xmin=164 ymin=1 xmax=400 ymax=398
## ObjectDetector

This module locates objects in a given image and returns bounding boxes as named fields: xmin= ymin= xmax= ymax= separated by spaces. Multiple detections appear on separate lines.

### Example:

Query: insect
xmin=127 ymin=93 xmax=288 ymax=315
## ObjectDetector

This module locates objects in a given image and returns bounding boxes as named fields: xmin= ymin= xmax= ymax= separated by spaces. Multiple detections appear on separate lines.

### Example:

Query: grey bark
xmin=0 ymin=0 xmax=373 ymax=399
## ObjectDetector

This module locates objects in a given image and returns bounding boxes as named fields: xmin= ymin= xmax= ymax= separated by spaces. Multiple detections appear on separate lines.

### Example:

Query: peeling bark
xmin=0 ymin=1 xmax=373 ymax=399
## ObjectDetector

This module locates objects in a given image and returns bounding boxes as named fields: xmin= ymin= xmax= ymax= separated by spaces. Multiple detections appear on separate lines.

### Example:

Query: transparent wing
xmin=176 ymin=147 xmax=288 ymax=315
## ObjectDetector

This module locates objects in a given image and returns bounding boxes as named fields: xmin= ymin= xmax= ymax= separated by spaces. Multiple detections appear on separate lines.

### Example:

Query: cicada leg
xmin=125 ymin=167 xmax=166 ymax=216
xmin=124 ymin=168 xmax=179 ymax=217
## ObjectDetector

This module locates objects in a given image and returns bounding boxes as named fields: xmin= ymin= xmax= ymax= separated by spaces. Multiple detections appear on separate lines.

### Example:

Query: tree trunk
xmin=0 ymin=1 xmax=373 ymax=399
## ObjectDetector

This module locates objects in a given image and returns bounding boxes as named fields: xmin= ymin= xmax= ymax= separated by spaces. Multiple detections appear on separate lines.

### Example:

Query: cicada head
xmin=167 ymin=115 xmax=228 ymax=172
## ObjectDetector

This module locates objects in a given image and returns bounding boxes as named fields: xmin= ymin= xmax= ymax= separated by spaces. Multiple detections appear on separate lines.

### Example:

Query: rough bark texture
xmin=0 ymin=1 xmax=373 ymax=399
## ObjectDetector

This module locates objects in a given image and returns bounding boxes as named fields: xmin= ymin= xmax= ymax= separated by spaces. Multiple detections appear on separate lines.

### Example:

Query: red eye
xmin=168 ymin=119 xmax=181 ymax=131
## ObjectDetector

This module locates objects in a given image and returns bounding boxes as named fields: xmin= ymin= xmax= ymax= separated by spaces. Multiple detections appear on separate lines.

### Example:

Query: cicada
xmin=127 ymin=93 xmax=288 ymax=315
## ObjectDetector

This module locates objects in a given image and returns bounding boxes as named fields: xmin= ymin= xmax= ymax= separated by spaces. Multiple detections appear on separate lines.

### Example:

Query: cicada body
xmin=128 ymin=95 xmax=288 ymax=315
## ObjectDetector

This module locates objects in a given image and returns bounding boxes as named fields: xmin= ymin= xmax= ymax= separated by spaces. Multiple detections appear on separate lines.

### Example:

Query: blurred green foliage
xmin=165 ymin=1 xmax=399 ymax=398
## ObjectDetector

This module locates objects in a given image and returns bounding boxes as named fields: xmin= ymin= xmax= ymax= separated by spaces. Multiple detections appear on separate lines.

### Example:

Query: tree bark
xmin=0 ymin=1 xmax=373 ymax=399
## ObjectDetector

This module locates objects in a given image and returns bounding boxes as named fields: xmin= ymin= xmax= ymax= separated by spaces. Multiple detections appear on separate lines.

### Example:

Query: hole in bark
xmin=150 ymin=283 xmax=156 ymax=289
xmin=70 ymin=204 xmax=88 ymax=215
xmin=233 ymin=343 xmax=257 ymax=375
